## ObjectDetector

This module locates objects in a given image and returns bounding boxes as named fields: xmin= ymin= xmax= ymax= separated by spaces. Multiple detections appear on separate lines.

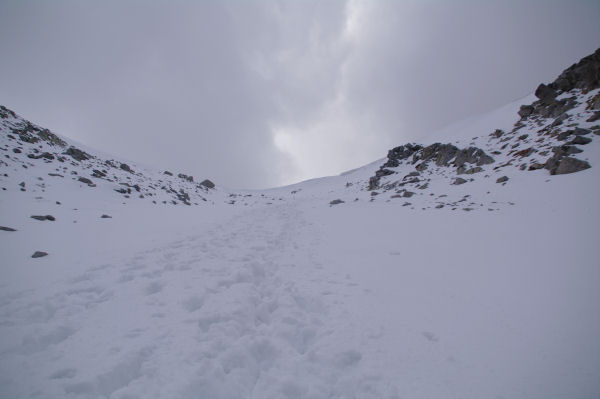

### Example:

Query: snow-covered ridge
xmin=355 ymin=48 xmax=599 ymax=211
xmin=0 ymin=106 xmax=217 ymax=207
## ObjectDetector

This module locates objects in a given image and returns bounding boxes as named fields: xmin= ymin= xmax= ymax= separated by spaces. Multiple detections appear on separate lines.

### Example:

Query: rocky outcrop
xmin=64 ymin=146 xmax=91 ymax=161
xmin=369 ymin=143 xmax=494 ymax=190
xmin=31 ymin=251 xmax=48 ymax=258
xmin=200 ymin=179 xmax=215 ymax=189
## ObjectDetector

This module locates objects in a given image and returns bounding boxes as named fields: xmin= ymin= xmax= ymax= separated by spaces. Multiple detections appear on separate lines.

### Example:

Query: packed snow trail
xmin=0 ymin=204 xmax=399 ymax=399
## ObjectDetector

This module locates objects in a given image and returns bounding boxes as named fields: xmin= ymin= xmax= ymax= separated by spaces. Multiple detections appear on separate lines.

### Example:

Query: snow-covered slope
xmin=1 ymin=50 xmax=599 ymax=399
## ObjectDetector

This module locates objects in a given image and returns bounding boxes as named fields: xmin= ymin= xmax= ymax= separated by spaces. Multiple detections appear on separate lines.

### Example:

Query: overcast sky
xmin=1 ymin=1 xmax=599 ymax=188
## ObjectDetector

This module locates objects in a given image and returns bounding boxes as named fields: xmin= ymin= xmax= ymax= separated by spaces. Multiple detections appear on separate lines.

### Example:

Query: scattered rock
xmin=570 ymin=136 xmax=592 ymax=145
xmin=464 ymin=166 xmax=484 ymax=175
xmin=517 ymin=105 xmax=534 ymax=119
xmin=0 ymin=226 xmax=17 ymax=232
xmin=329 ymin=199 xmax=344 ymax=205
xmin=120 ymin=163 xmax=133 ymax=173
xmin=178 ymin=173 xmax=193 ymax=182
xmin=31 ymin=215 xmax=55 ymax=221
xmin=586 ymin=111 xmax=600 ymax=122
xmin=200 ymin=179 xmax=215 ymax=189
xmin=101 ymin=214 xmax=112 ymax=218
xmin=534 ymin=83 xmax=557 ymax=103
xmin=31 ymin=251 xmax=48 ymax=258
xmin=514 ymin=147 xmax=534 ymax=157
xmin=553 ymin=157 xmax=591 ymax=175
xmin=64 ymin=146 xmax=90 ymax=161
xmin=402 ymin=191 xmax=415 ymax=198
xmin=163 ymin=170 xmax=173 ymax=176
xmin=77 ymin=177 xmax=94 ymax=185
xmin=453 ymin=178 xmax=467 ymax=185
xmin=528 ymin=163 xmax=545 ymax=171
xmin=496 ymin=176 xmax=509 ymax=183
xmin=92 ymin=169 xmax=106 ymax=178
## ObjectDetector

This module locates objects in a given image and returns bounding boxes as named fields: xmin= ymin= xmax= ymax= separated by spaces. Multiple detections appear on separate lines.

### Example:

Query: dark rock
xmin=571 ymin=136 xmax=592 ymax=145
xmin=587 ymin=111 xmax=600 ymax=122
xmin=514 ymin=147 xmax=534 ymax=157
xmin=384 ymin=143 xmax=423 ymax=168
xmin=31 ymin=251 xmax=48 ymax=258
xmin=550 ymin=113 xmax=569 ymax=127
xmin=573 ymin=127 xmax=591 ymax=135
xmin=534 ymin=83 xmax=557 ymax=103
xmin=551 ymin=48 xmax=600 ymax=93
xmin=415 ymin=162 xmax=428 ymax=171
xmin=402 ymin=191 xmax=415 ymax=198
xmin=518 ymin=134 xmax=529 ymax=140
xmin=27 ymin=152 xmax=54 ymax=160
xmin=78 ymin=177 xmax=94 ymax=185
xmin=12 ymin=148 xmax=21 ymax=153
xmin=120 ymin=163 xmax=133 ymax=173
xmin=101 ymin=214 xmax=112 ymax=219
xmin=329 ymin=199 xmax=344 ymax=205
xmin=200 ymin=179 xmax=215 ymax=189
xmin=557 ymin=131 xmax=572 ymax=141
xmin=177 ymin=173 xmax=194 ymax=182
xmin=517 ymin=105 xmax=534 ymax=119
xmin=31 ymin=215 xmax=55 ymax=221
xmin=528 ymin=163 xmax=545 ymax=171
xmin=38 ymin=129 xmax=67 ymax=147
xmin=453 ymin=147 xmax=494 ymax=167
xmin=553 ymin=145 xmax=583 ymax=155
xmin=64 ymin=146 xmax=90 ymax=161
xmin=0 ymin=226 xmax=17 ymax=232
xmin=465 ymin=166 xmax=484 ymax=174
xmin=496 ymin=176 xmax=509 ymax=183
xmin=420 ymin=143 xmax=459 ymax=166
xmin=554 ymin=157 xmax=591 ymax=175
xmin=453 ymin=178 xmax=467 ymax=185
xmin=163 ymin=171 xmax=173 ymax=176
xmin=92 ymin=169 xmax=106 ymax=178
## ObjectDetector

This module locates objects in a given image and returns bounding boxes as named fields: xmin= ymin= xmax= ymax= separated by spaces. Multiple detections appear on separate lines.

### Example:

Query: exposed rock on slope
xmin=0 ymin=106 xmax=217 ymax=206
xmin=367 ymin=48 xmax=598 ymax=200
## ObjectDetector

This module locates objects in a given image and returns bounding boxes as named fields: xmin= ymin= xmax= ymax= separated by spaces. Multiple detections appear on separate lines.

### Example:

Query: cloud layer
xmin=1 ymin=0 xmax=599 ymax=188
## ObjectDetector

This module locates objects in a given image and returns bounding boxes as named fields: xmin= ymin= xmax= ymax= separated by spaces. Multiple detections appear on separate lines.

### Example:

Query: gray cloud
xmin=1 ymin=1 xmax=599 ymax=188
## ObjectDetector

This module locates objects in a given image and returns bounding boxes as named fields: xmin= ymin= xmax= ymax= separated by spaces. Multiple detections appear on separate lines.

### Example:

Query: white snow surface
xmin=1 ymin=87 xmax=599 ymax=399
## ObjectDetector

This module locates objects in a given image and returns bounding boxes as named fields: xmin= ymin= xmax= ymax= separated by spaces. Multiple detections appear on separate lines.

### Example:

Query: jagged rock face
xmin=550 ymin=48 xmax=600 ymax=93
xmin=369 ymin=142 xmax=495 ymax=190
xmin=367 ymin=48 xmax=599 ymax=194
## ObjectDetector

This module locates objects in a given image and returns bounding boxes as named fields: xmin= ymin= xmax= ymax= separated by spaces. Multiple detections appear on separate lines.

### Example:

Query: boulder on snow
xmin=31 ymin=251 xmax=48 ymax=258
xmin=496 ymin=176 xmax=509 ymax=183
xmin=553 ymin=157 xmax=591 ymax=175
xmin=31 ymin=215 xmax=55 ymax=221
xmin=453 ymin=178 xmax=467 ymax=185
xmin=78 ymin=177 xmax=94 ymax=186
xmin=0 ymin=226 xmax=17 ymax=232
xmin=570 ymin=136 xmax=592 ymax=145
xmin=329 ymin=199 xmax=345 ymax=205
xmin=64 ymin=146 xmax=90 ymax=161
xmin=200 ymin=179 xmax=215 ymax=189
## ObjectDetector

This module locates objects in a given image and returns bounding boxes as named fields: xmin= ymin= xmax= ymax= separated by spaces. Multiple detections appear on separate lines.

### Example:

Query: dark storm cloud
xmin=1 ymin=1 xmax=599 ymax=187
